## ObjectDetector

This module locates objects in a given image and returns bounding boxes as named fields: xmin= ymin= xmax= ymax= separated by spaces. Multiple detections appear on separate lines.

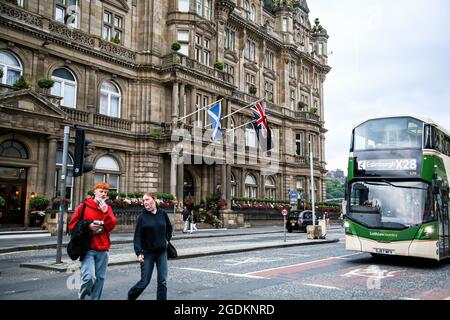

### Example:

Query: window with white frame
xmin=265 ymin=176 xmax=276 ymax=200
xmin=264 ymin=81 xmax=274 ymax=102
xmin=0 ymin=51 xmax=22 ymax=86
xmin=282 ymin=18 xmax=288 ymax=32
xmin=196 ymin=0 xmax=212 ymax=20
xmin=51 ymin=68 xmax=77 ymax=108
xmin=55 ymin=150 xmax=74 ymax=210
xmin=296 ymin=177 xmax=305 ymax=199
xmin=100 ymin=81 xmax=121 ymax=118
xmin=245 ymin=123 xmax=257 ymax=148
xmin=102 ymin=10 xmax=123 ymax=44
xmin=250 ymin=4 xmax=256 ymax=22
xmin=245 ymin=39 xmax=256 ymax=61
xmin=224 ymin=63 xmax=235 ymax=84
xmin=302 ymin=66 xmax=309 ymax=84
xmin=230 ymin=173 xmax=237 ymax=199
xmin=265 ymin=50 xmax=274 ymax=70
xmin=178 ymin=0 xmax=189 ymax=12
xmin=202 ymin=95 xmax=209 ymax=126
xmin=55 ymin=0 xmax=79 ymax=28
xmin=308 ymin=133 xmax=317 ymax=157
xmin=229 ymin=117 xmax=236 ymax=145
xmin=177 ymin=30 xmax=189 ymax=56
xmin=14 ymin=0 xmax=25 ymax=7
xmin=224 ymin=28 xmax=235 ymax=51
xmin=289 ymin=89 xmax=296 ymax=110
xmin=94 ymin=156 xmax=120 ymax=192
xmin=194 ymin=34 xmax=210 ymax=66
xmin=245 ymin=174 xmax=257 ymax=198
xmin=289 ymin=60 xmax=296 ymax=78
xmin=245 ymin=73 xmax=255 ymax=94
xmin=296 ymin=132 xmax=302 ymax=156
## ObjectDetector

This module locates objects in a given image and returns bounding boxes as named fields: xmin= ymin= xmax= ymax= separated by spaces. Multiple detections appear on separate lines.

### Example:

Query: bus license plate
xmin=375 ymin=248 xmax=395 ymax=255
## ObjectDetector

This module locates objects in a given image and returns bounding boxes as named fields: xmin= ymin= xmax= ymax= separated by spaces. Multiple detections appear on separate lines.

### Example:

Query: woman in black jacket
xmin=127 ymin=193 xmax=173 ymax=300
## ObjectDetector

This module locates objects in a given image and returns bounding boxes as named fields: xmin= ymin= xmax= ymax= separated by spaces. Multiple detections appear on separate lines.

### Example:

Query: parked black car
xmin=286 ymin=210 xmax=320 ymax=233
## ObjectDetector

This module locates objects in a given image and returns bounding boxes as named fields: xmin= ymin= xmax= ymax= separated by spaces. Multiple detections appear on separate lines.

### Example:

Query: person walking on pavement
xmin=68 ymin=182 xmax=118 ymax=300
xmin=182 ymin=206 xmax=191 ymax=233
xmin=190 ymin=210 xmax=198 ymax=232
xmin=128 ymin=192 xmax=173 ymax=300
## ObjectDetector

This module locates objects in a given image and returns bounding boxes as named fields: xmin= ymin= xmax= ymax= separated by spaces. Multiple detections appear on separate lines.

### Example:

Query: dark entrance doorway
xmin=183 ymin=170 xmax=195 ymax=201
xmin=0 ymin=167 xmax=27 ymax=227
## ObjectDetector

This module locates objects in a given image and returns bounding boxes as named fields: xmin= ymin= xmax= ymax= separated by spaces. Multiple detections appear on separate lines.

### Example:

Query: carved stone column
xmin=172 ymin=82 xmax=179 ymax=124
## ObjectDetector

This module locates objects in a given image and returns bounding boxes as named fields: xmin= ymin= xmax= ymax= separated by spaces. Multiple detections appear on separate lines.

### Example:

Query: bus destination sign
xmin=357 ymin=159 xmax=417 ymax=171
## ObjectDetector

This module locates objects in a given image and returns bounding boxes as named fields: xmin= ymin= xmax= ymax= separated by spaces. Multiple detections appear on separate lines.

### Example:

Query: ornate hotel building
xmin=0 ymin=0 xmax=330 ymax=227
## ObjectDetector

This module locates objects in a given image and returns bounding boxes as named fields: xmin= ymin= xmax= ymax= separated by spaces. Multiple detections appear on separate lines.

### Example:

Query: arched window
xmin=100 ymin=81 xmax=121 ymax=118
xmin=51 ymin=68 xmax=77 ymax=108
xmin=94 ymin=156 xmax=120 ymax=192
xmin=0 ymin=140 xmax=28 ymax=159
xmin=244 ymin=1 xmax=250 ymax=20
xmin=0 ymin=51 xmax=22 ymax=86
xmin=229 ymin=117 xmax=236 ymax=145
xmin=55 ymin=151 xmax=74 ymax=210
xmin=265 ymin=176 xmax=276 ymax=200
xmin=245 ymin=174 xmax=257 ymax=199
xmin=245 ymin=123 xmax=256 ymax=148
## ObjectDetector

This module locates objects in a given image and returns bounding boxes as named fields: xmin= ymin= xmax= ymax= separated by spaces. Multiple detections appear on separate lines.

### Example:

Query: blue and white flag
xmin=207 ymin=100 xmax=222 ymax=142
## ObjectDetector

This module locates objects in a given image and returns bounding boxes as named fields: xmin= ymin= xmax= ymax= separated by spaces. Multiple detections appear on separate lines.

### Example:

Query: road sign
xmin=289 ymin=191 xmax=298 ymax=204
xmin=282 ymin=209 xmax=288 ymax=216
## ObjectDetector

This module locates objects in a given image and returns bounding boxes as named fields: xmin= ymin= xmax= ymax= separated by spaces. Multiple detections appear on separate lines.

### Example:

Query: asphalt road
xmin=1 ymin=228 xmax=449 ymax=300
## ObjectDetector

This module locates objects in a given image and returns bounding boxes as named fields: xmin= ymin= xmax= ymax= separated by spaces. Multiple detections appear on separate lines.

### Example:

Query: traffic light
xmin=73 ymin=128 xmax=93 ymax=177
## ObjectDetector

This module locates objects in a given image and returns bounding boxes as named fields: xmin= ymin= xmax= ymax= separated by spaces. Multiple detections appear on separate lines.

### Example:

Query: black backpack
xmin=67 ymin=203 xmax=92 ymax=261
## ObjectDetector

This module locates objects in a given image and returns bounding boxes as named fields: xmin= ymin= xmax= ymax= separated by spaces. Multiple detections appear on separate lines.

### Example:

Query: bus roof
xmin=352 ymin=114 xmax=450 ymax=137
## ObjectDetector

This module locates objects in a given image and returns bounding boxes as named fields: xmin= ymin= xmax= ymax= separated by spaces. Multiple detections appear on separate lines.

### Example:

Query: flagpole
xmin=178 ymin=98 xmax=224 ymax=122
xmin=226 ymin=119 xmax=255 ymax=132
xmin=205 ymin=98 xmax=264 ymax=129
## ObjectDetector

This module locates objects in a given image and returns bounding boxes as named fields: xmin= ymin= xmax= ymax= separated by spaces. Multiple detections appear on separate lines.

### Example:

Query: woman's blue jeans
xmin=127 ymin=249 xmax=168 ymax=300
xmin=78 ymin=250 xmax=109 ymax=300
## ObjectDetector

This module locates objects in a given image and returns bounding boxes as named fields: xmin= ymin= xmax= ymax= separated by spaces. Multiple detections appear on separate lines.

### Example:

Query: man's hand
xmin=98 ymin=201 xmax=108 ymax=213
xmin=138 ymin=255 xmax=144 ymax=263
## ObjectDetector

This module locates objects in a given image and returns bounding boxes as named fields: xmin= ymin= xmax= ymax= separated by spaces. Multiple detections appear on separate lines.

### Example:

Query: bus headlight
xmin=424 ymin=226 xmax=434 ymax=235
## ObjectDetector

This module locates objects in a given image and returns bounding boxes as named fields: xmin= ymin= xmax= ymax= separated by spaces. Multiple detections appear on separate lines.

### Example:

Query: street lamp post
xmin=309 ymin=140 xmax=316 ymax=226
xmin=56 ymin=126 xmax=70 ymax=264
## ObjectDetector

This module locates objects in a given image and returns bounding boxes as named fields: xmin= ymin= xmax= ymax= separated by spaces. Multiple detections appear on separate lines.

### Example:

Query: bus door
xmin=437 ymin=188 xmax=449 ymax=259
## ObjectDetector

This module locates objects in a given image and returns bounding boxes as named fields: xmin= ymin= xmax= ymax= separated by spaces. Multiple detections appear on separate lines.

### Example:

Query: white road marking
xmin=0 ymin=234 xmax=50 ymax=239
xmin=400 ymin=297 xmax=420 ymax=300
xmin=245 ymin=253 xmax=363 ymax=275
xmin=303 ymin=283 xmax=344 ymax=291
xmin=174 ymin=267 xmax=266 ymax=279
xmin=223 ymin=257 xmax=283 ymax=266
xmin=281 ymin=254 xmax=311 ymax=257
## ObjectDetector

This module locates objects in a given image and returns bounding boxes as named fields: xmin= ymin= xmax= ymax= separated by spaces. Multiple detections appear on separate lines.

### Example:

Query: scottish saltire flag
xmin=207 ymin=100 xmax=222 ymax=142
xmin=251 ymin=99 xmax=273 ymax=152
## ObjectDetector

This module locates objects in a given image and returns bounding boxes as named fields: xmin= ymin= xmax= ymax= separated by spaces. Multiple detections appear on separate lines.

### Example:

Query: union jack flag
xmin=250 ymin=99 xmax=273 ymax=152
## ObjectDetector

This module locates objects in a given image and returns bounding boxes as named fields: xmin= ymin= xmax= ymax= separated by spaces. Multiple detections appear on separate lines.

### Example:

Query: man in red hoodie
xmin=69 ymin=182 xmax=118 ymax=300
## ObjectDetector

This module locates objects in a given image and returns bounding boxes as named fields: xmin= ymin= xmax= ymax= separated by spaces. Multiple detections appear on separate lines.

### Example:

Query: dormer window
xmin=55 ymin=0 xmax=79 ymax=28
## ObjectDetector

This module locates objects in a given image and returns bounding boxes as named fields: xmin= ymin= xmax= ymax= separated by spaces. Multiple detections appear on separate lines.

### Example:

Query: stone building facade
xmin=0 ymin=0 xmax=330 ymax=227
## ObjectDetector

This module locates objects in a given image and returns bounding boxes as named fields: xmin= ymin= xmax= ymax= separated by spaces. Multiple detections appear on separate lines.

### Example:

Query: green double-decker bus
xmin=344 ymin=115 xmax=450 ymax=260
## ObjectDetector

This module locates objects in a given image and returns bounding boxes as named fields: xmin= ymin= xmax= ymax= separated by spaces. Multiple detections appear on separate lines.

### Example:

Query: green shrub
xmin=214 ymin=61 xmax=224 ymax=70
xmin=13 ymin=76 xmax=30 ymax=89
xmin=29 ymin=195 xmax=50 ymax=210
xmin=0 ymin=69 xmax=3 ymax=79
xmin=37 ymin=78 xmax=55 ymax=89
xmin=171 ymin=42 xmax=181 ymax=51
xmin=118 ymin=192 xmax=127 ymax=198
xmin=87 ymin=190 xmax=94 ymax=197
xmin=107 ymin=191 xmax=118 ymax=200
xmin=0 ymin=195 xmax=5 ymax=207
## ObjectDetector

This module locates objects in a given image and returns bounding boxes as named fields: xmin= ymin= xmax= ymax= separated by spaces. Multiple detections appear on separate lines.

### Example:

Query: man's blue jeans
xmin=78 ymin=250 xmax=109 ymax=300
xmin=128 ymin=249 xmax=168 ymax=300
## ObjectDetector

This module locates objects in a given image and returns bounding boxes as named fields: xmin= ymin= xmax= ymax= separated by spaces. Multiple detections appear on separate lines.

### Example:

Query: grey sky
xmin=309 ymin=0 xmax=450 ymax=172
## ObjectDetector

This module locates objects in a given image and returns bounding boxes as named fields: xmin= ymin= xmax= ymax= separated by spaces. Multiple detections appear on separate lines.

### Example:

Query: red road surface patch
xmin=246 ymin=257 xmax=343 ymax=279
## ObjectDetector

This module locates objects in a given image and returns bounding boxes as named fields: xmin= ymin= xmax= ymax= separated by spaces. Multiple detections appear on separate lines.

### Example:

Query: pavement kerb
xmin=19 ymin=238 xmax=340 ymax=272
xmin=1 ymin=229 xmax=285 ymax=254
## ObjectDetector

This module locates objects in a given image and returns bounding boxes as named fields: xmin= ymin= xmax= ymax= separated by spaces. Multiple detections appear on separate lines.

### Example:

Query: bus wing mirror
xmin=432 ymin=180 xmax=439 ymax=194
